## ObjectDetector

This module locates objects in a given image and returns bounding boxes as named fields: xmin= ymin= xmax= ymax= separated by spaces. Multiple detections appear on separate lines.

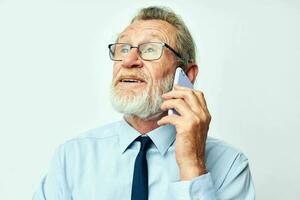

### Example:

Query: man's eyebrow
xmin=117 ymin=34 xmax=129 ymax=42
xmin=117 ymin=32 xmax=165 ymax=43
xmin=118 ymin=34 xmax=125 ymax=40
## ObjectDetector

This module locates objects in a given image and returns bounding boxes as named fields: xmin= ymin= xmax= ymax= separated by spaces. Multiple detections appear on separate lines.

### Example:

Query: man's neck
xmin=124 ymin=112 xmax=167 ymax=135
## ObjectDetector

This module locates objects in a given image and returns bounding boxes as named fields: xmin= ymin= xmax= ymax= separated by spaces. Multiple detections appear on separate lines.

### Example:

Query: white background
xmin=0 ymin=0 xmax=299 ymax=199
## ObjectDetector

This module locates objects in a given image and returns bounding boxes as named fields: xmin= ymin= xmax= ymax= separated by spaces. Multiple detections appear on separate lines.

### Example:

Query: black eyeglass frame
xmin=108 ymin=42 xmax=185 ymax=63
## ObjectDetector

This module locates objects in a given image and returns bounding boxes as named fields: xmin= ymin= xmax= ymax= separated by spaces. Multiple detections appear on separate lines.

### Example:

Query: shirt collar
xmin=118 ymin=118 xmax=176 ymax=156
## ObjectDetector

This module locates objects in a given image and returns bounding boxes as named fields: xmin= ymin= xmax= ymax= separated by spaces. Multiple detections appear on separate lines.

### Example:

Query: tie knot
xmin=136 ymin=136 xmax=152 ymax=152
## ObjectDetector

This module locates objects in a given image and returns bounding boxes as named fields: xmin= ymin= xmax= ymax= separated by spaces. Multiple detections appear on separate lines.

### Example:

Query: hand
xmin=157 ymin=85 xmax=211 ymax=180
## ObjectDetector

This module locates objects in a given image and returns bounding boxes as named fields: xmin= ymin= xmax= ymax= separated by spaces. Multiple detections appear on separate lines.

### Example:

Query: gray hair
xmin=131 ymin=6 xmax=196 ymax=68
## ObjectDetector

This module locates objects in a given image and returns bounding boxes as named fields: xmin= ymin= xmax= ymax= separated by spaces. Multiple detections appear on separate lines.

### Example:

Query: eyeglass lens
xmin=110 ymin=43 xmax=163 ymax=61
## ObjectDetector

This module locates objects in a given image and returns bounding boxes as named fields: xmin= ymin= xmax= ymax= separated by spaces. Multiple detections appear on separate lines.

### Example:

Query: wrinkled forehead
xmin=118 ymin=20 xmax=177 ymax=46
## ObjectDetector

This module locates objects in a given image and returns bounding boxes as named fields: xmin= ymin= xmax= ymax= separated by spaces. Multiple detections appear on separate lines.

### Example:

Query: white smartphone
xmin=168 ymin=67 xmax=193 ymax=115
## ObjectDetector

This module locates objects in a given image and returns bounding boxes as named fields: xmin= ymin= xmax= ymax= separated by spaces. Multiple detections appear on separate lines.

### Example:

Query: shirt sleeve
xmin=215 ymin=153 xmax=255 ymax=199
xmin=169 ymin=173 xmax=218 ymax=200
xmin=32 ymin=145 xmax=71 ymax=200
xmin=169 ymin=153 xmax=255 ymax=200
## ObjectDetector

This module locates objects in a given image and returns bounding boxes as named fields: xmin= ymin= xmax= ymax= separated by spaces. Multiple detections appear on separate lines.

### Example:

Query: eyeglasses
xmin=108 ymin=42 xmax=185 ymax=62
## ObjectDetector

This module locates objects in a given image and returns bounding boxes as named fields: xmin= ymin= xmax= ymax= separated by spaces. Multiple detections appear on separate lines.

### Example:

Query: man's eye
xmin=120 ymin=48 xmax=129 ymax=53
xmin=144 ymin=47 xmax=155 ymax=53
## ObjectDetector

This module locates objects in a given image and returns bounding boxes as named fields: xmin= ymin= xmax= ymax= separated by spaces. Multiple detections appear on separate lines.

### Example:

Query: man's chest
xmin=68 ymin=148 xmax=180 ymax=200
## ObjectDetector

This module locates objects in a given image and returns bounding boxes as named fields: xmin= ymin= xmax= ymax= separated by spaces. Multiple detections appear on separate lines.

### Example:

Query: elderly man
xmin=33 ymin=6 xmax=255 ymax=200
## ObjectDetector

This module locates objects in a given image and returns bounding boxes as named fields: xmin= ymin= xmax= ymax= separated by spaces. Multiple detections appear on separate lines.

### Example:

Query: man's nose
xmin=121 ymin=48 xmax=143 ymax=68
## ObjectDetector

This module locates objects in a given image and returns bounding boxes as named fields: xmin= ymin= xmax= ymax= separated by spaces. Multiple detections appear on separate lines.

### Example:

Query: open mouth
xmin=120 ymin=79 xmax=144 ymax=83
xmin=115 ymin=76 xmax=147 ymax=89
xmin=117 ymin=75 xmax=146 ymax=85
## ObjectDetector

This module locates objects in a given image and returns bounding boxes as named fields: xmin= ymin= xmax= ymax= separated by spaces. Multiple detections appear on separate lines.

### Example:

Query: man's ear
xmin=185 ymin=63 xmax=199 ymax=84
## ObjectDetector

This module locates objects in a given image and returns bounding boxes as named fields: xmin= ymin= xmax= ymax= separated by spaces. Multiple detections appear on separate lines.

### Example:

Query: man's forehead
xmin=118 ymin=32 xmax=164 ymax=41
xmin=118 ymin=20 xmax=177 ymax=43
xmin=125 ymin=19 xmax=175 ymax=30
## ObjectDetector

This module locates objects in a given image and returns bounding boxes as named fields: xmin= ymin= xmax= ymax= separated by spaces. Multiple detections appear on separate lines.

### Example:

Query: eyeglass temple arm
xmin=164 ymin=43 xmax=186 ymax=63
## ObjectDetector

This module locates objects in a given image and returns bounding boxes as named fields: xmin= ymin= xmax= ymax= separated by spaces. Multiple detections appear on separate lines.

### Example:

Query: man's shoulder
xmin=206 ymin=136 xmax=247 ymax=159
xmin=61 ymin=120 xmax=123 ymax=147
xmin=77 ymin=121 xmax=123 ymax=139
xmin=205 ymin=136 xmax=250 ymax=170
xmin=49 ymin=121 xmax=124 ymax=168
xmin=205 ymin=137 xmax=250 ymax=185
xmin=206 ymin=137 xmax=247 ymax=160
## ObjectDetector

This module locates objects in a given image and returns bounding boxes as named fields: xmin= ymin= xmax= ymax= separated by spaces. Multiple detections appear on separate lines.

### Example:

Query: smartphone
xmin=168 ymin=67 xmax=193 ymax=115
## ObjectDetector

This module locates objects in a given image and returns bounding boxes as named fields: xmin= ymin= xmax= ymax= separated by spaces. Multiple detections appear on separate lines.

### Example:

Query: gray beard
xmin=110 ymin=74 xmax=173 ymax=119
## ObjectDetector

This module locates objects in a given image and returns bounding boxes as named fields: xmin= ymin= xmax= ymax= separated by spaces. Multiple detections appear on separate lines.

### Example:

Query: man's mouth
xmin=116 ymin=77 xmax=146 ymax=89
xmin=117 ymin=75 xmax=146 ymax=85
xmin=120 ymin=79 xmax=143 ymax=83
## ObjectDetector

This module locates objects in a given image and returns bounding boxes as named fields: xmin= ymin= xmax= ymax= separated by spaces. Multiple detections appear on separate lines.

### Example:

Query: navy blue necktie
xmin=131 ymin=136 xmax=152 ymax=200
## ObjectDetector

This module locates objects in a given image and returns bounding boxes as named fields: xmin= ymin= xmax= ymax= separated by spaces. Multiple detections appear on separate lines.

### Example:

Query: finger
xmin=162 ymin=89 xmax=197 ymax=101
xmin=162 ymin=90 xmax=202 ymax=113
xmin=175 ymin=88 xmax=210 ymax=121
xmin=157 ymin=114 xmax=180 ymax=126
xmin=193 ymin=91 xmax=211 ymax=121
xmin=161 ymin=99 xmax=192 ymax=116
xmin=165 ymin=84 xmax=196 ymax=97
xmin=194 ymin=91 xmax=209 ymax=110
xmin=164 ymin=85 xmax=210 ymax=120
xmin=173 ymin=84 xmax=191 ymax=91
xmin=172 ymin=86 xmax=209 ymax=112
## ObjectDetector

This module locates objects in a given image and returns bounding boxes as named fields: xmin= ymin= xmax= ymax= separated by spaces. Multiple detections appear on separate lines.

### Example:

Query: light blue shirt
xmin=33 ymin=120 xmax=255 ymax=200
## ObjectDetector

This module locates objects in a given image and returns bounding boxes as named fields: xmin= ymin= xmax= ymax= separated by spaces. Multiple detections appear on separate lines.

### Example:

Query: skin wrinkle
xmin=118 ymin=20 xmax=177 ymax=49
xmin=119 ymin=32 xmax=169 ymax=44
xmin=113 ymin=20 xmax=178 ymax=100
xmin=111 ymin=20 xmax=178 ymax=122
xmin=111 ymin=16 xmax=210 ymax=180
